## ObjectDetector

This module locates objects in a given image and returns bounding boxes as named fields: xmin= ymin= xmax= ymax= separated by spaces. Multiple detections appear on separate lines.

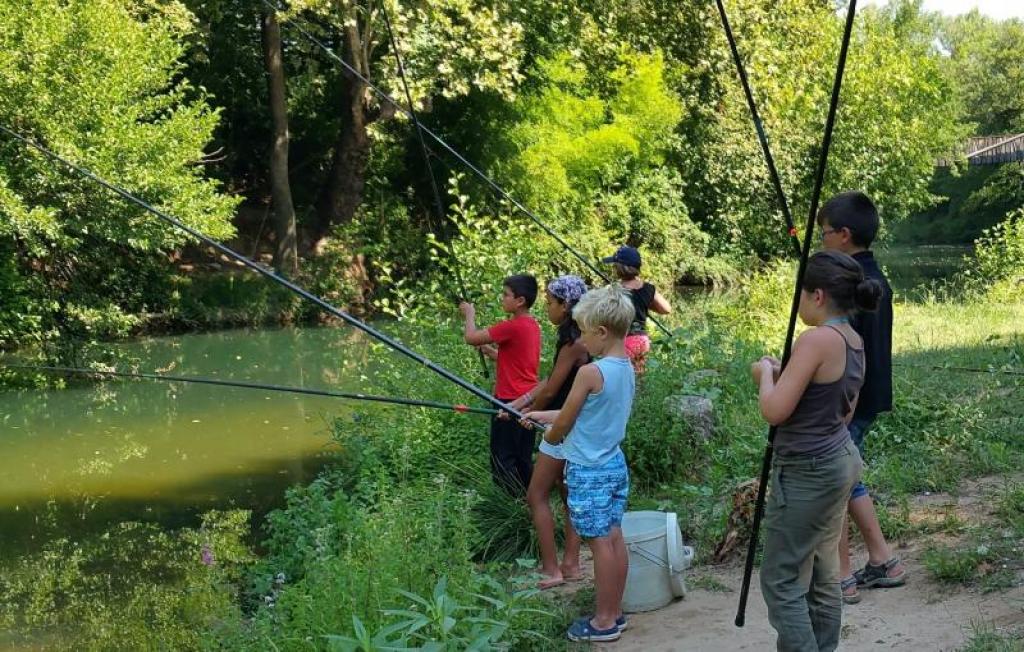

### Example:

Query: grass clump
xmin=958 ymin=620 xmax=1024 ymax=652
xmin=922 ymin=543 xmax=998 ymax=585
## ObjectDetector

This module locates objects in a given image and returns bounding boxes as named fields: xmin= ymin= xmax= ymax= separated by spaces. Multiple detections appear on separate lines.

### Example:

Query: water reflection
xmin=877 ymin=244 xmax=972 ymax=295
xmin=0 ymin=326 xmax=386 ymax=555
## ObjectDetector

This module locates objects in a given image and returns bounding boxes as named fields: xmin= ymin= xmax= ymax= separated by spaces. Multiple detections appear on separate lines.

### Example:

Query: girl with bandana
xmin=507 ymin=275 xmax=590 ymax=588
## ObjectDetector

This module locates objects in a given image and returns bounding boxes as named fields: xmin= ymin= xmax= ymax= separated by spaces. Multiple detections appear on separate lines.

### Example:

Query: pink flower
xmin=201 ymin=544 xmax=215 ymax=566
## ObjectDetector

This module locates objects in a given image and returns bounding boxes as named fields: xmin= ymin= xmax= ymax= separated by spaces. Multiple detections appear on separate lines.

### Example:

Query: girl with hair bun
xmin=750 ymin=250 xmax=881 ymax=650
xmin=507 ymin=275 xmax=590 ymax=589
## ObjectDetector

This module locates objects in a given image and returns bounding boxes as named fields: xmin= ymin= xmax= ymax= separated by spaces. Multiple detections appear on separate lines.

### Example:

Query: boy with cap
xmin=602 ymin=245 xmax=672 ymax=375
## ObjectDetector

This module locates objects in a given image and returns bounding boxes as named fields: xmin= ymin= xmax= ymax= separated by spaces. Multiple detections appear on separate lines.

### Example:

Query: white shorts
xmin=538 ymin=439 xmax=565 ymax=460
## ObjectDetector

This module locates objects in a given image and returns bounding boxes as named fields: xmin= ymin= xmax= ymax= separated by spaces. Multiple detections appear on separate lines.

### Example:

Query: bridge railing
xmin=938 ymin=133 xmax=1024 ymax=167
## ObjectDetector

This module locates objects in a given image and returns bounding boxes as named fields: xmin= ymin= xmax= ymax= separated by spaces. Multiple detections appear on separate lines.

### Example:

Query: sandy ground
xmin=609 ymin=555 xmax=1023 ymax=651
xmin=558 ymin=475 xmax=1024 ymax=650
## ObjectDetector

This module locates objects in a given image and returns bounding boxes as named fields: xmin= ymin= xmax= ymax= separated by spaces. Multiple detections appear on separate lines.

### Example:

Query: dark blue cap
xmin=601 ymin=245 xmax=641 ymax=268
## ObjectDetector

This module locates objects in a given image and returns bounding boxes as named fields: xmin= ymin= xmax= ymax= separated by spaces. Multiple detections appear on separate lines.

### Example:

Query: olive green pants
xmin=760 ymin=440 xmax=862 ymax=652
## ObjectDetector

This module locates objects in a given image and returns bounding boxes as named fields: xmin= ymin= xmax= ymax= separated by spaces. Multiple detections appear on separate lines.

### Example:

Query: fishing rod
xmin=4 ymin=364 xmax=498 ymax=415
xmin=261 ymin=0 xmax=674 ymax=340
xmin=735 ymin=0 xmax=858 ymax=628
xmin=0 ymin=123 xmax=532 ymax=423
xmin=714 ymin=0 xmax=801 ymax=257
xmin=378 ymin=3 xmax=488 ymax=379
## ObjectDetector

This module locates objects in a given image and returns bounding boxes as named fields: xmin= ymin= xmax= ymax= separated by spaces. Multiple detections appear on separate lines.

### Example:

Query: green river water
xmin=0 ymin=327 xmax=389 ymax=556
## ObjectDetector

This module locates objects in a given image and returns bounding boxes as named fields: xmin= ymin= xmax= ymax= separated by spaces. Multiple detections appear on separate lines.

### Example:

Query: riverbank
xmin=583 ymin=472 xmax=1024 ymax=650
xmin=1 ymin=272 xmax=1022 ymax=649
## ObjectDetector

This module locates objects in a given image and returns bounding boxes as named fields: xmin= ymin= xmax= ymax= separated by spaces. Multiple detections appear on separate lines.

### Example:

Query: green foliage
xmin=938 ymin=11 xmax=1024 ymax=134
xmin=467 ymin=47 xmax=717 ymax=289
xmin=169 ymin=272 xmax=303 ymax=328
xmin=234 ymin=472 xmax=564 ymax=650
xmin=0 ymin=0 xmax=238 ymax=353
xmin=892 ymin=165 xmax=1005 ymax=244
xmin=322 ymin=575 xmax=554 ymax=652
xmin=691 ymin=0 xmax=966 ymax=257
xmin=972 ymin=207 xmax=1024 ymax=300
xmin=0 ymin=510 xmax=252 ymax=650
xmin=922 ymin=543 xmax=996 ymax=585
xmin=959 ymin=164 xmax=1024 ymax=228
xmin=958 ymin=621 xmax=1024 ymax=652
xmin=995 ymin=484 xmax=1024 ymax=536
xmin=288 ymin=0 xmax=525 ymax=109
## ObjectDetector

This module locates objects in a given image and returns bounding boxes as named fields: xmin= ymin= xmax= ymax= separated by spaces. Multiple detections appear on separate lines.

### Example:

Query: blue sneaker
xmin=567 ymin=617 xmax=622 ymax=642
xmin=583 ymin=614 xmax=628 ymax=631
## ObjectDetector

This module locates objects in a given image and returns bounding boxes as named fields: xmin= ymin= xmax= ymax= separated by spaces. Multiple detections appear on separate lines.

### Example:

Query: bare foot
xmin=560 ymin=564 xmax=584 ymax=581
xmin=538 ymin=573 xmax=565 ymax=590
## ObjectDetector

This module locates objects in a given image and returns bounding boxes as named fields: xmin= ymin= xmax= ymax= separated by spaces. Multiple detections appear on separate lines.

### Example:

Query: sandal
xmin=855 ymin=557 xmax=906 ymax=588
xmin=841 ymin=575 xmax=861 ymax=605
xmin=567 ymin=617 xmax=621 ymax=642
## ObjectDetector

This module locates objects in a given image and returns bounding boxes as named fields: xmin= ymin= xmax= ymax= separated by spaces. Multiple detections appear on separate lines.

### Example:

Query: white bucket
xmin=621 ymin=511 xmax=694 ymax=613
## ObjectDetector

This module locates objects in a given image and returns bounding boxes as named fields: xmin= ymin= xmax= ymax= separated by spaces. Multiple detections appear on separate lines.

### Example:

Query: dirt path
xmin=563 ymin=474 xmax=1024 ymax=650
xmin=610 ymin=554 xmax=1023 ymax=651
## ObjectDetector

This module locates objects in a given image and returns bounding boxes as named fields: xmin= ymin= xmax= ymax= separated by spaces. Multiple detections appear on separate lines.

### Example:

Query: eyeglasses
xmin=820 ymin=228 xmax=839 ymax=240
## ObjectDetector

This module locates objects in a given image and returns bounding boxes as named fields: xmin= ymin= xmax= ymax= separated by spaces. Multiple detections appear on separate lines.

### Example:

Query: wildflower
xmin=201 ymin=543 xmax=215 ymax=566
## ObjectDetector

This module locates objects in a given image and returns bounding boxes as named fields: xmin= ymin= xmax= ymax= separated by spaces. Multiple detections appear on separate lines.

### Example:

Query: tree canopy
xmin=2 ymin=0 xmax=1020 ymax=352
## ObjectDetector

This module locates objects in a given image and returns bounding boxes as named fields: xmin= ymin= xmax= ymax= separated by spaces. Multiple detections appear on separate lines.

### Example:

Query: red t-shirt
xmin=488 ymin=314 xmax=541 ymax=399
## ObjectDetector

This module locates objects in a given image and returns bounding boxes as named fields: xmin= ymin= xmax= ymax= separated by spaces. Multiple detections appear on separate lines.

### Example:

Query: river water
xmin=0 ymin=245 xmax=971 ymax=557
xmin=0 ymin=327 xmax=387 ymax=556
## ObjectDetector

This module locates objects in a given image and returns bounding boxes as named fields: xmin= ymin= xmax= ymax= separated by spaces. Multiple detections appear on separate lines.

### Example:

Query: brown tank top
xmin=775 ymin=326 xmax=865 ymax=458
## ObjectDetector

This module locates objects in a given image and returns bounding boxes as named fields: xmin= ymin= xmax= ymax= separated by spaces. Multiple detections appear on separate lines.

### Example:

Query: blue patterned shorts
xmin=565 ymin=451 xmax=629 ymax=538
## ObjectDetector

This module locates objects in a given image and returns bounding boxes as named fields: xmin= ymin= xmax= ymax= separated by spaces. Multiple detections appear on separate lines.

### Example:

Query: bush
xmin=971 ymin=207 xmax=1024 ymax=301
xmin=237 ymin=474 xmax=564 ymax=650
xmin=0 ymin=511 xmax=252 ymax=650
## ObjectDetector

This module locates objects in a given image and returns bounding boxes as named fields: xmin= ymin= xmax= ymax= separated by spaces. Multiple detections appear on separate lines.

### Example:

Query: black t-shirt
xmin=851 ymin=251 xmax=893 ymax=419
xmin=548 ymin=341 xmax=588 ymax=410
xmin=628 ymin=283 xmax=656 ymax=336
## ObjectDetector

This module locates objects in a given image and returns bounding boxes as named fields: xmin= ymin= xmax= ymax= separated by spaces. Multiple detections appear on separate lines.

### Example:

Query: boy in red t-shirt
xmin=460 ymin=274 xmax=541 ymax=494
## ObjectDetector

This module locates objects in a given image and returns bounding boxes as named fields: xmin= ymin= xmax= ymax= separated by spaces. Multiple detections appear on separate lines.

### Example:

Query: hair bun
xmin=854 ymin=278 xmax=882 ymax=312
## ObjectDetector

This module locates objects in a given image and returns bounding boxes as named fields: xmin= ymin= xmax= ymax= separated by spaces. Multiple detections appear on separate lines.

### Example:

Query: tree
xmin=261 ymin=11 xmax=299 ymax=276
xmin=287 ymin=0 xmax=526 ymax=246
xmin=483 ymin=49 xmax=713 ymax=286
xmin=938 ymin=11 xmax=1024 ymax=135
xmin=0 ymin=0 xmax=238 ymax=350
xmin=687 ymin=0 xmax=966 ymax=256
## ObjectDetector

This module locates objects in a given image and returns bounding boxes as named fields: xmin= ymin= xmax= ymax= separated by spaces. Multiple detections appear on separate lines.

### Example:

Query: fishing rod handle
xmin=734 ymin=435 xmax=775 ymax=627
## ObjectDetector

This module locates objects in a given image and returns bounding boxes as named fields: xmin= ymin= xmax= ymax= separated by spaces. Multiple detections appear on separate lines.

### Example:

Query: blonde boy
xmin=524 ymin=285 xmax=636 ymax=642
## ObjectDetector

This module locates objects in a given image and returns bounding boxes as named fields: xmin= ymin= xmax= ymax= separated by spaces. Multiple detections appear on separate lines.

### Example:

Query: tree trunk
xmin=313 ymin=75 xmax=371 ymax=246
xmin=261 ymin=12 xmax=298 ymax=277
xmin=312 ymin=3 xmax=380 ymax=247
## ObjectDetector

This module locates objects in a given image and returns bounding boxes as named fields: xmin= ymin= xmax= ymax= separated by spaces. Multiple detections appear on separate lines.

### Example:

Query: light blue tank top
xmin=562 ymin=356 xmax=636 ymax=466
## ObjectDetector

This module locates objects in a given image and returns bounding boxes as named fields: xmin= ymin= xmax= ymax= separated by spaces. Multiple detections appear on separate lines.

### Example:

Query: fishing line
xmin=4 ymin=364 xmax=498 ymax=415
xmin=735 ymin=0 xmax=859 ymax=628
xmin=261 ymin=0 xmax=674 ymax=339
xmin=378 ymin=3 xmax=488 ymax=379
xmin=0 ymin=123 xmax=530 ymax=422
